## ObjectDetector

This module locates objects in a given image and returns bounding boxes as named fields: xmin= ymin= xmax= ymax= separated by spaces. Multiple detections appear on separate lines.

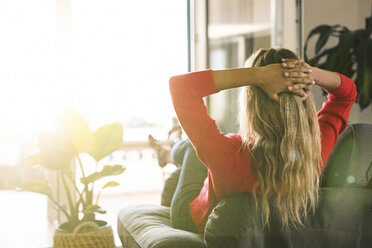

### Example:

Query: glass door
xmin=192 ymin=0 xmax=300 ymax=133
xmin=207 ymin=0 xmax=272 ymax=133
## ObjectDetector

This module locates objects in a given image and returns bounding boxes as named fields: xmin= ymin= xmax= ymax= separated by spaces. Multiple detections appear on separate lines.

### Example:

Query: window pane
xmin=207 ymin=0 xmax=272 ymax=133
xmin=0 ymin=0 xmax=188 ymax=168
xmin=70 ymin=0 xmax=188 ymax=140
xmin=0 ymin=0 xmax=56 ymax=166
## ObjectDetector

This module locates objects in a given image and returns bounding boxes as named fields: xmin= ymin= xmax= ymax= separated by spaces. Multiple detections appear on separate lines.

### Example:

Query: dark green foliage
xmin=304 ymin=13 xmax=372 ymax=109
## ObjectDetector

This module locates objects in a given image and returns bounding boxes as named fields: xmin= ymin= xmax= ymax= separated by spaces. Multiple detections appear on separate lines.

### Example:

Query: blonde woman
xmin=162 ymin=48 xmax=356 ymax=233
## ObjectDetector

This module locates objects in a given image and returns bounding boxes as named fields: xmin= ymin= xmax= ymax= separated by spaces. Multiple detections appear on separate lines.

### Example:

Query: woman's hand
xmin=258 ymin=63 xmax=313 ymax=101
xmin=282 ymin=58 xmax=342 ymax=93
xmin=212 ymin=61 xmax=314 ymax=101
xmin=281 ymin=59 xmax=315 ymax=101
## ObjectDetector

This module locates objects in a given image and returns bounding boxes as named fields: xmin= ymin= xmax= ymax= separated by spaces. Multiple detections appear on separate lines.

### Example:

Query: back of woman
xmin=241 ymin=48 xmax=322 ymax=228
xmin=168 ymin=47 xmax=357 ymax=233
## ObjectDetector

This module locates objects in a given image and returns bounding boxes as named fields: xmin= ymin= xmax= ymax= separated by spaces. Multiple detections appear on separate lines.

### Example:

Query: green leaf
xmin=304 ymin=25 xmax=331 ymax=60
xmin=81 ymin=165 xmax=125 ymax=185
xmin=315 ymin=30 xmax=331 ymax=54
xmin=58 ymin=108 xmax=93 ymax=152
xmin=307 ymin=25 xmax=331 ymax=39
xmin=38 ymin=132 xmax=76 ymax=170
xmin=82 ymin=204 xmax=107 ymax=215
xmin=87 ymin=122 xmax=124 ymax=161
xmin=102 ymin=181 xmax=120 ymax=189
xmin=17 ymin=180 xmax=52 ymax=197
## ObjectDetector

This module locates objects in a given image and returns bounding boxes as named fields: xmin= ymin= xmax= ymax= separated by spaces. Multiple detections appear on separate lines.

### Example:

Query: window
xmin=0 ymin=0 xmax=187 ymax=167
xmin=0 ymin=2 xmax=188 ymax=243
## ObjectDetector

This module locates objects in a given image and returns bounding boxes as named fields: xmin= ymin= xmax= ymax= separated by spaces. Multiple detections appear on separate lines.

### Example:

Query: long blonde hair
xmin=240 ymin=48 xmax=322 ymax=229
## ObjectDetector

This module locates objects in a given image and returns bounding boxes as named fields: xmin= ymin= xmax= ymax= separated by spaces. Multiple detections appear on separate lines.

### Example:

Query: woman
xmin=159 ymin=48 xmax=356 ymax=233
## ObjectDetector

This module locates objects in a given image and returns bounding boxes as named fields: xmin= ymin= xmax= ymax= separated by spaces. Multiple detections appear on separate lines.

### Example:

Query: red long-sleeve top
xmin=169 ymin=69 xmax=357 ymax=233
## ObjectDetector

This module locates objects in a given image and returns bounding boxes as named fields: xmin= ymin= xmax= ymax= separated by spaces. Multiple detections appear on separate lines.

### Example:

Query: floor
xmin=0 ymin=146 xmax=179 ymax=247
xmin=0 ymin=190 xmax=161 ymax=248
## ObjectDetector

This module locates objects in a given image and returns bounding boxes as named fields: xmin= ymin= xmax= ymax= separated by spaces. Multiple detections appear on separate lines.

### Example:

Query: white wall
xmin=303 ymin=0 xmax=372 ymax=123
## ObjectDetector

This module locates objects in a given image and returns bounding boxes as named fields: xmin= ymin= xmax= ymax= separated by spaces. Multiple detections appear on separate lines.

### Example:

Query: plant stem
xmin=66 ymin=172 xmax=81 ymax=195
xmin=91 ymin=161 xmax=99 ymax=196
xmin=61 ymin=173 xmax=78 ymax=225
xmin=95 ymin=191 xmax=102 ymax=205
xmin=76 ymin=155 xmax=86 ymax=178
xmin=66 ymin=172 xmax=85 ymax=206
xmin=49 ymin=195 xmax=71 ymax=220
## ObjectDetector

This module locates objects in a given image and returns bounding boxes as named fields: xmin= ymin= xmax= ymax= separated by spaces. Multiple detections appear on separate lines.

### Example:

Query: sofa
xmin=117 ymin=123 xmax=372 ymax=248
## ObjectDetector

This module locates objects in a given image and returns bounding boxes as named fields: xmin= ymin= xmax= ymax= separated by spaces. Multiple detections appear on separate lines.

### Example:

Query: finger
xmin=288 ymin=84 xmax=313 ymax=92
xmin=281 ymin=59 xmax=304 ymax=68
xmin=298 ymin=60 xmax=311 ymax=68
xmin=281 ymin=62 xmax=297 ymax=69
xmin=301 ymin=91 xmax=312 ymax=101
xmin=290 ymin=89 xmax=306 ymax=97
xmin=285 ymin=71 xmax=310 ymax=78
xmin=288 ymin=77 xmax=315 ymax=85
xmin=286 ymin=67 xmax=313 ymax=73
xmin=289 ymin=77 xmax=315 ymax=85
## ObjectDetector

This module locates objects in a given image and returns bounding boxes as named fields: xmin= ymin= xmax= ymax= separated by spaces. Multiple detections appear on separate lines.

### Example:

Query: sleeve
xmin=317 ymin=73 xmax=357 ymax=168
xmin=169 ymin=70 xmax=241 ymax=168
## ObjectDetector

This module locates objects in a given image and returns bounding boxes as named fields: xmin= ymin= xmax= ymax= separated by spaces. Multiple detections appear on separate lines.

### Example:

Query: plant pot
xmin=53 ymin=220 xmax=116 ymax=248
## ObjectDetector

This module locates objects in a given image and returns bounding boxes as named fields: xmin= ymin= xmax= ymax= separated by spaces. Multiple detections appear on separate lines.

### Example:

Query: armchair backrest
xmin=321 ymin=123 xmax=372 ymax=188
xmin=204 ymin=188 xmax=372 ymax=248
xmin=204 ymin=123 xmax=372 ymax=248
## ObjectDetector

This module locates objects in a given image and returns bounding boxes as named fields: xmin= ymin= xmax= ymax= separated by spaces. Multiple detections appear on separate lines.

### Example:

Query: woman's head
xmin=240 ymin=48 xmax=322 ymax=229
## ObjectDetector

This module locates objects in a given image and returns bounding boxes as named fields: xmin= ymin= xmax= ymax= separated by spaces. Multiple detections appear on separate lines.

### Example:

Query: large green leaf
xmin=58 ymin=108 xmax=93 ymax=152
xmin=304 ymin=25 xmax=331 ymax=61
xmin=38 ymin=132 xmax=76 ymax=170
xmin=80 ymin=165 xmax=125 ymax=185
xmin=17 ymin=180 xmax=52 ymax=197
xmin=87 ymin=122 xmax=124 ymax=161
xmin=305 ymin=14 xmax=372 ymax=109
xmin=304 ymin=25 xmax=348 ymax=61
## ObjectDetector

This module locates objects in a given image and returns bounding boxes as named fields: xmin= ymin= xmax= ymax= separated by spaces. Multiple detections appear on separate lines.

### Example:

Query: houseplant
xmin=18 ymin=108 xmax=125 ymax=248
xmin=304 ymin=11 xmax=372 ymax=109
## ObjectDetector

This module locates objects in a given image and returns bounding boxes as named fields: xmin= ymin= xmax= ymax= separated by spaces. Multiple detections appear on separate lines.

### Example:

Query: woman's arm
xmin=212 ymin=64 xmax=313 ymax=101
xmin=169 ymin=64 xmax=312 ymax=170
xmin=311 ymin=67 xmax=341 ymax=92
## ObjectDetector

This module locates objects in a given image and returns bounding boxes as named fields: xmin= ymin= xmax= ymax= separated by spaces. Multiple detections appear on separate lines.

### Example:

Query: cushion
xmin=117 ymin=204 xmax=205 ymax=248
xmin=204 ymin=188 xmax=372 ymax=248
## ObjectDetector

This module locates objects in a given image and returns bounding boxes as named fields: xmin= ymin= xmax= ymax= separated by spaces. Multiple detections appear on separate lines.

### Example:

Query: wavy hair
xmin=240 ymin=48 xmax=322 ymax=229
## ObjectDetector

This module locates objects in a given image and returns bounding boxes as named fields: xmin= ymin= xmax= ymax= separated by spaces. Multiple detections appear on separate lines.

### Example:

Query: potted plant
xmin=304 ymin=10 xmax=372 ymax=109
xmin=18 ymin=108 xmax=125 ymax=248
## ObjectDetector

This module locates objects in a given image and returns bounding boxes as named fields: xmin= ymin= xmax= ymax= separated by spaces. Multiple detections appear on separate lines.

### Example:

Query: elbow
xmin=169 ymin=75 xmax=176 ymax=87
xmin=168 ymin=75 xmax=177 ymax=96
xmin=169 ymin=75 xmax=180 ymax=96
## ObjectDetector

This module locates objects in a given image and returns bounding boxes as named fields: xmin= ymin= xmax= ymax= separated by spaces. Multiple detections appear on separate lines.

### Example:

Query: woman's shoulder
xmin=225 ymin=133 xmax=256 ymax=148
xmin=226 ymin=133 xmax=242 ymax=142
xmin=225 ymin=133 xmax=247 ymax=152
